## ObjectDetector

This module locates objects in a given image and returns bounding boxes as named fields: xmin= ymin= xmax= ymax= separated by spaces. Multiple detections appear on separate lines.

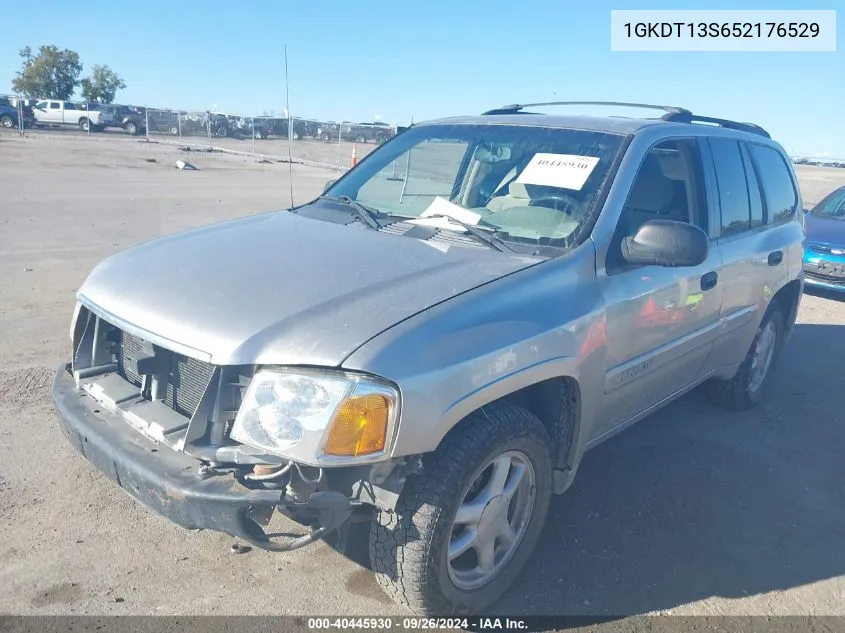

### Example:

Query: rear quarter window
xmin=747 ymin=144 xmax=798 ymax=225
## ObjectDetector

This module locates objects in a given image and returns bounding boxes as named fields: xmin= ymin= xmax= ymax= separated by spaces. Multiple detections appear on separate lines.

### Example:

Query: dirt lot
xmin=1 ymin=132 xmax=844 ymax=618
xmin=14 ymin=124 xmax=378 ymax=169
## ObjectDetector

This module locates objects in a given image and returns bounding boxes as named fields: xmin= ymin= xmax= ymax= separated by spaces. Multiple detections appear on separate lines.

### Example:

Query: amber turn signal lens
xmin=325 ymin=394 xmax=391 ymax=457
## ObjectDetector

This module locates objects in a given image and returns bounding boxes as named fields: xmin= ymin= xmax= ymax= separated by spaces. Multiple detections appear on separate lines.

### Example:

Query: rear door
xmin=703 ymin=137 xmax=799 ymax=372
xmin=45 ymin=100 xmax=63 ymax=124
xmin=63 ymin=102 xmax=77 ymax=125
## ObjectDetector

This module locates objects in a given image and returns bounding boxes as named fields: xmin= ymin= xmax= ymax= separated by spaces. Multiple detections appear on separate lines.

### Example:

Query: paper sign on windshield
xmin=420 ymin=196 xmax=481 ymax=225
xmin=515 ymin=153 xmax=600 ymax=191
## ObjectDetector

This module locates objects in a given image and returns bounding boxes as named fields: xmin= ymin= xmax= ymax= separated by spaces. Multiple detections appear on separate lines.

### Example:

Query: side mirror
xmin=622 ymin=219 xmax=708 ymax=268
xmin=322 ymin=179 xmax=337 ymax=194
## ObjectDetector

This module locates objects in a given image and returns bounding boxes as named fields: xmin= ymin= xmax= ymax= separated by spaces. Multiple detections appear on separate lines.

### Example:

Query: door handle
xmin=700 ymin=271 xmax=718 ymax=291
xmin=768 ymin=250 xmax=783 ymax=266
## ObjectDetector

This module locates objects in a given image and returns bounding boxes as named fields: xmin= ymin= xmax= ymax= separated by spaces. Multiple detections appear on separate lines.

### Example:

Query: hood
xmin=78 ymin=210 xmax=540 ymax=366
xmin=805 ymin=213 xmax=845 ymax=247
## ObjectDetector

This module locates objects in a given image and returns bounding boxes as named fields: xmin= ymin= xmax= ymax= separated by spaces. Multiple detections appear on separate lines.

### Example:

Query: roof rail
xmin=481 ymin=101 xmax=771 ymax=139
xmin=482 ymin=101 xmax=691 ymax=116
xmin=659 ymin=111 xmax=771 ymax=139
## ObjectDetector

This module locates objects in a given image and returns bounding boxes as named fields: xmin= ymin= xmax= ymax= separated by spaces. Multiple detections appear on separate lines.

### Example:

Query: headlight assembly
xmin=229 ymin=368 xmax=400 ymax=466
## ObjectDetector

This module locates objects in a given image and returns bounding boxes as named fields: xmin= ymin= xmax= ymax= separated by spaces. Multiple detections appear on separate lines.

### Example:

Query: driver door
xmin=596 ymin=138 xmax=724 ymax=435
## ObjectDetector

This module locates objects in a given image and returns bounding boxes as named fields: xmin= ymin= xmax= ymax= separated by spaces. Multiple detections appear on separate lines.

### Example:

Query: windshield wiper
xmin=318 ymin=195 xmax=383 ymax=230
xmin=422 ymin=214 xmax=516 ymax=253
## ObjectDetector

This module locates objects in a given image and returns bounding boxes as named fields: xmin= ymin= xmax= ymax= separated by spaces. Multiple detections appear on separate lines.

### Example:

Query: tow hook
xmin=240 ymin=491 xmax=355 ymax=552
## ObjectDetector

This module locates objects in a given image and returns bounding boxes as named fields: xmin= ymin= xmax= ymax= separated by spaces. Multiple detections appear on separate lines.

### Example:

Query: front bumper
xmin=52 ymin=363 xmax=353 ymax=551
xmin=803 ymin=274 xmax=845 ymax=292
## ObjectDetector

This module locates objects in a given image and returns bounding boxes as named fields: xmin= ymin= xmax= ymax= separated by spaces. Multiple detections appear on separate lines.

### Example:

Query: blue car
xmin=803 ymin=185 xmax=845 ymax=292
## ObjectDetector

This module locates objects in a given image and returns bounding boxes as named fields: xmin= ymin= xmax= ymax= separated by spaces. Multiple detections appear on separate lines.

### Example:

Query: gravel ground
xmin=0 ymin=133 xmax=844 ymax=620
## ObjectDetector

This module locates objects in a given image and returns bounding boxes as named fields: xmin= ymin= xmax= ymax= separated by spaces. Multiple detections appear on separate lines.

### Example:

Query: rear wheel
xmin=369 ymin=402 xmax=553 ymax=615
xmin=321 ymin=132 xmax=330 ymax=142
xmin=215 ymin=126 xmax=228 ymax=137
xmin=125 ymin=121 xmax=138 ymax=135
xmin=707 ymin=306 xmax=785 ymax=410
xmin=169 ymin=124 xmax=180 ymax=136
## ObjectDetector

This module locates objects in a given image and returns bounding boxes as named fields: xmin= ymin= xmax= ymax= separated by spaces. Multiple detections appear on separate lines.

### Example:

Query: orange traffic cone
xmin=351 ymin=145 xmax=358 ymax=167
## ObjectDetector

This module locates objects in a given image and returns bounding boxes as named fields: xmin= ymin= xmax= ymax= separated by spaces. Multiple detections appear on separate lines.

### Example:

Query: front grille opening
xmin=113 ymin=327 xmax=216 ymax=419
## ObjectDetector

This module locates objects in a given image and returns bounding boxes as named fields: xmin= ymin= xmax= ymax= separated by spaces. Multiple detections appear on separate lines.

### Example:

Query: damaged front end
xmin=53 ymin=301 xmax=414 ymax=551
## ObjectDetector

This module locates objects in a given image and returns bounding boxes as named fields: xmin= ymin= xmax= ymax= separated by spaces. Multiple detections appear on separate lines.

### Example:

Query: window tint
xmin=710 ymin=139 xmax=751 ymax=236
xmin=741 ymin=146 xmax=765 ymax=227
xmin=747 ymin=144 xmax=798 ymax=224
xmin=48 ymin=102 xmax=61 ymax=110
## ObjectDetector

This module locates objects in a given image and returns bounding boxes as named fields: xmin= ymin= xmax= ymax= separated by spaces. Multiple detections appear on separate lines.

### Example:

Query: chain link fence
xmin=0 ymin=93 xmax=399 ymax=170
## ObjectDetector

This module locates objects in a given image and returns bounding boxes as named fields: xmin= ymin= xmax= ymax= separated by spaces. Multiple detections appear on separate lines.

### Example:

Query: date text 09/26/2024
xmin=307 ymin=617 xmax=531 ymax=630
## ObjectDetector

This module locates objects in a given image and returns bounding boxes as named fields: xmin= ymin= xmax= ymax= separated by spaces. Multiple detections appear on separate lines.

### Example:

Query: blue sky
xmin=0 ymin=0 xmax=841 ymax=156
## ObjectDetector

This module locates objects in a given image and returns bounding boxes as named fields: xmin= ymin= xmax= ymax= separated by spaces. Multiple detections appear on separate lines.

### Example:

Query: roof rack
xmin=481 ymin=101 xmax=770 ymax=139
xmin=659 ymin=111 xmax=770 ymax=138
xmin=481 ymin=101 xmax=691 ymax=116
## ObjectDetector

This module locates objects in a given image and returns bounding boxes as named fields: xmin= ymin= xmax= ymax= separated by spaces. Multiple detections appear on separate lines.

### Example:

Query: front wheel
xmin=79 ymin=118 xmax=91 ymax=132
xmin=0 ymin=114 xmax=14 ymax=128
xmin=369 ymin=402 xmax=552 ymax=615
xmin=707 ymin=305 xmax=785 ymax=410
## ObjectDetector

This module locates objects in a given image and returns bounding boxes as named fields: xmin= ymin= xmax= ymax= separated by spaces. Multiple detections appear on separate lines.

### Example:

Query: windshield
xmin=325 ymin=123 xmax=625 ymax=244
xmin=810 ymin=187 xmax=845 ymax=219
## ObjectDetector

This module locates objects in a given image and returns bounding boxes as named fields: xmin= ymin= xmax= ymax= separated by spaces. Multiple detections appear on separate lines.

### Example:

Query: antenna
xmin=284 ymin=45 xmax=294 ymax=211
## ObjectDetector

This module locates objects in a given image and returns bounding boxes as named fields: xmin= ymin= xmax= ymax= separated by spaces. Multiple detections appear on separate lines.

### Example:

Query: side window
xmin=608 ymin=139 xmax=705 ymax=270
xmin=747 ymin=144 xmax=798 ymax=224
xmin=64 ymin=102 xmax=75 ymax=110
xmin=740 ymin=145 xmax=765 ymax=227
xmin=710 ymin=138 xmax=751 ymax=236
xmin=48 ymin=102 xmax=61 ymax=110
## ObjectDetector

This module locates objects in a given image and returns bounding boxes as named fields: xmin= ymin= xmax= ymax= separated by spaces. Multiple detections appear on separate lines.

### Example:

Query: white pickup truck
xmin=32 ymin=99 xmax=114 ymax=132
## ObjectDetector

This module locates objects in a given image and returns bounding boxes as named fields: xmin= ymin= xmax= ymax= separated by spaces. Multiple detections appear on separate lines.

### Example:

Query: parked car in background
xmin=31 ymin=100 xmax=114 ymax=132
xmin=0 ymin=96 xmax=35 ymax=129
xmin=101 ymin=104 xmax=147 ymax=136
xmin=53 ymin=100 xmax=804 ymax=615
xmin=802 ymin=185 xmax=845 ymax=293
xmin=347 ymin=121 xmax=395 ymax=144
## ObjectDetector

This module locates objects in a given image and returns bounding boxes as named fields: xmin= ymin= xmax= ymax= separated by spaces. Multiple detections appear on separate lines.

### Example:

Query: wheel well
xmin=487 ymin=377 xmax=581 ymax=473
xmin=772 ymin=278 xmax=802 ymax=333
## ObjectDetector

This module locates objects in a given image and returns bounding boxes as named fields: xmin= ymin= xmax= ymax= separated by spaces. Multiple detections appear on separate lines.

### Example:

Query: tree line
xmin=11 ymin=45 xmax=126 ymax=104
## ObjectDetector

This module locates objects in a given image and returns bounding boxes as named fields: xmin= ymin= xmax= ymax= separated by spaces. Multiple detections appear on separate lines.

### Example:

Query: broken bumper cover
xmin=51 ymin=363 xmax=353 ymax=551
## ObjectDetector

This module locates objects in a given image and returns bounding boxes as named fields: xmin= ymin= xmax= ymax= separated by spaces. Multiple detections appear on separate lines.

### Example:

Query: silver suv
xmin=53 ymin=101 xmax=805 ymax=615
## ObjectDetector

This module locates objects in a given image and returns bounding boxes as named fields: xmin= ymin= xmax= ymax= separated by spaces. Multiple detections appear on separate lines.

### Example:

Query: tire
xmin=215 ymin=126 xmax=228 ymax=138
xmin=292 ymin=132 xmax=301 ymax=141
xmin=79 ymin=118 xmax=90 ymax=132
xmin=376 ymin=134 xmax=387 ymax=144
xmin=356 ymin=135 xmax=366 ymax=144
xmin=168 ymin=124 xmax=179 ymax=136
xmin=707 ymin=305 xmax=785 ymax=411
xmin=1 ymin=114 xmax=14 ymax=128
xmin=254 ymin=129 xmax=264 ymax=140
xmin=369 ymin=402 xmax=553 ymax=615
xmin=125 ymin=121 xmax=138 ymax=135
